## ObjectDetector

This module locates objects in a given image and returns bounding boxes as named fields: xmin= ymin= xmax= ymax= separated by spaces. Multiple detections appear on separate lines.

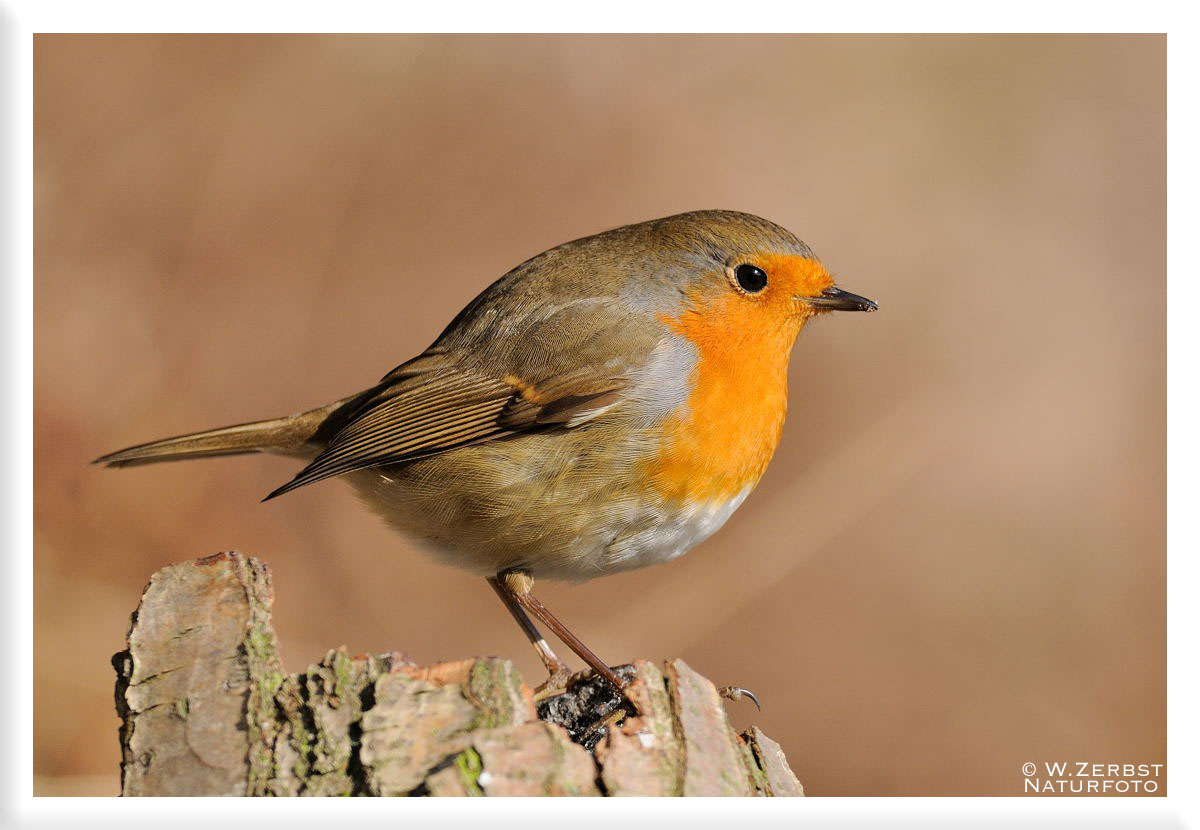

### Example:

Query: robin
xmin=95 ymin=210 xmax=877 ymax=699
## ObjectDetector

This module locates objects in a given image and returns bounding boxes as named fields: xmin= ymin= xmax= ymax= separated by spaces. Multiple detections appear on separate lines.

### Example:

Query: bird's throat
xmin=647 ymin=293 xmax=801 ymax=505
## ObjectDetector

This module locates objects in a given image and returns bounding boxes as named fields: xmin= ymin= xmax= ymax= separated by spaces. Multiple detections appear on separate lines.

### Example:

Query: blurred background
xmin=33 ymin=34 xmax=1164 ymax=796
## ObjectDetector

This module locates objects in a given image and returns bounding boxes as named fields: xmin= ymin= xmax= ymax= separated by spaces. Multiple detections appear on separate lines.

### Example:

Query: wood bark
xmin=112 ymin=551 xmax=804 ymax=797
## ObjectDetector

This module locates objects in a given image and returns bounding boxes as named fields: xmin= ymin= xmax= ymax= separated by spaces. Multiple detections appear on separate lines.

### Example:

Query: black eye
xmin=734 ymin=263 xmax=768 ymax=293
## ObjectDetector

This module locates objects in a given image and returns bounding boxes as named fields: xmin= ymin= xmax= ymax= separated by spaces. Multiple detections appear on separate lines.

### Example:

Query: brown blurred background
xmin=33 ymin=34 xmax=1165 ymax=796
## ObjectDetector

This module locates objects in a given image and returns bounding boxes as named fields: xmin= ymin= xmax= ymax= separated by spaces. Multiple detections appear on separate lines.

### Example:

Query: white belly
xmin=343 ymin=426 xmax=758 ymax=582
xmin=591 ymin=486 xmax=753 ymax=576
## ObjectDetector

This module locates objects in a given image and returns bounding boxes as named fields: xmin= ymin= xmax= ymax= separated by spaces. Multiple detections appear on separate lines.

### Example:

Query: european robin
xmin=96 ymin=210 xmax=878 ymax=697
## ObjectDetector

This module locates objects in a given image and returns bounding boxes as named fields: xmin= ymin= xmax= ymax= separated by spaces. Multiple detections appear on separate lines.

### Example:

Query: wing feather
xmin=263 ymin=298 xmax=662 ymax=501
xmin=263 ymin=365 xmax=629 ymax=500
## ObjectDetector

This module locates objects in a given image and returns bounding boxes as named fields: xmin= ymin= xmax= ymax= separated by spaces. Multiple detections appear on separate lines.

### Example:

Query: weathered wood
xmin=112 ymin=551 xmax=281 ymax=796
xmin=113 ymin=551 xmax=804 ymax=796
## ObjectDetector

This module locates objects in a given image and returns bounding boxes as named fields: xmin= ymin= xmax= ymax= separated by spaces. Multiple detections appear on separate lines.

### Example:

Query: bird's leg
xmin=495 ymin=568 xmax=628 ymax=695
xmin=486 ymin=575 xmax=572 ymax=692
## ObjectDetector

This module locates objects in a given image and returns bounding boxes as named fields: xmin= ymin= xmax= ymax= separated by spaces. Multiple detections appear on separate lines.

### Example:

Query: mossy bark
xmin=113 ymin=551 xmax=803 ymax=797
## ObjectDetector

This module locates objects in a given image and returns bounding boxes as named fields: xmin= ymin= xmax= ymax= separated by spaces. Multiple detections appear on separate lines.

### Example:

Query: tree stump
xmin=112 ymin=551 xmax=803 ymax=797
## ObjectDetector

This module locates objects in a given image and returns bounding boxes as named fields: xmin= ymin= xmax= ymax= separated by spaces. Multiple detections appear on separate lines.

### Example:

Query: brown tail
xmin=93 ymin=396 xmax=357 ymax=468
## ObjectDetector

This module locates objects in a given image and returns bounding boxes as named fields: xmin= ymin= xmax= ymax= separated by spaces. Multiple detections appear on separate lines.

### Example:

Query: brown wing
xmin=264 ymin=286 xmax=668 ymax=501
xmin=262 ymin=361 xmax=628 ymax=500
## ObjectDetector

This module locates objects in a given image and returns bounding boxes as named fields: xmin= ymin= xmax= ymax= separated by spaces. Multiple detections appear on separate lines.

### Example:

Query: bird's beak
xmin=800 ymin=286 xmax=879 ymax=312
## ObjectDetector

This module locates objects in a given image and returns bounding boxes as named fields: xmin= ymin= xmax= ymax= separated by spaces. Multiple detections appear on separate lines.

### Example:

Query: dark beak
xmin=802 ymin=286 xmax=879 ymax=312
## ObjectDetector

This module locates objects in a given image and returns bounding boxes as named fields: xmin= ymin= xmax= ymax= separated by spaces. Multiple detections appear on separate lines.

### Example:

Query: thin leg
xmin=486 ymin=576 xmax=569 ymax=677
xmin=498 ymin=569 xmax=627 ymax=694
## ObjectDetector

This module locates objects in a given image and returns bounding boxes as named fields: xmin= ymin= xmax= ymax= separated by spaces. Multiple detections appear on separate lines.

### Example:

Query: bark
xmin=112 ymin=551 xmax=804 ymax=797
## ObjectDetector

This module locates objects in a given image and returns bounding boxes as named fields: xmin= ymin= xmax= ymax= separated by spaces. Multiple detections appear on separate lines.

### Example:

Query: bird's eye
xmin=734 ymin=263 xmax=768 ymax=293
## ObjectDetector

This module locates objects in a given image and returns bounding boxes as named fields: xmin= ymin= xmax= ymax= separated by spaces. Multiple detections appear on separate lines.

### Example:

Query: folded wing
xmin=263 ymin=361 xmax=628 ymax=500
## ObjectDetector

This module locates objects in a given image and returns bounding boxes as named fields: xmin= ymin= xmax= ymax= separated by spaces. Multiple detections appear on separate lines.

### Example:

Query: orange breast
xmin=646 ymin=290 xmax=805 ymax=505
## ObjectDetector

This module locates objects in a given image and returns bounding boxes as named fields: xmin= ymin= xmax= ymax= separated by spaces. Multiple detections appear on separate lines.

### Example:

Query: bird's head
xmin=642 ymin=210 xmax=877 ymax=357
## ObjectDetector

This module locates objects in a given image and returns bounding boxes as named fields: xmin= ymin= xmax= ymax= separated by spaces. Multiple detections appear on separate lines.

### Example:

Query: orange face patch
xmin=646 ymin=255 xmax=830 ymax=504
xmin=741 ymin=253 xmax=836 ymax=307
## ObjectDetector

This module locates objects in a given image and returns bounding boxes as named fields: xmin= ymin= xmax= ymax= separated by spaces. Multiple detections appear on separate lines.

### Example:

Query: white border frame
xmin=8 ymin=5 xmax=1191 ymax=828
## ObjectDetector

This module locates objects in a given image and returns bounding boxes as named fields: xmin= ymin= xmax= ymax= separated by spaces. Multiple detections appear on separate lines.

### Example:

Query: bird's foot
xmin=718 ymin=685 xmax=762 ymax=711
xmin=536 ymin=663 xmax=639 ymax=751
xmin=532 ymin=665 xmax=575 ymax=701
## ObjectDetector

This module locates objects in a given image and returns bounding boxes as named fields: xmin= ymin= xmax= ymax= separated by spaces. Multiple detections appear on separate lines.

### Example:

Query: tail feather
xmin=93 ymin=396 xmax=355 ymax=468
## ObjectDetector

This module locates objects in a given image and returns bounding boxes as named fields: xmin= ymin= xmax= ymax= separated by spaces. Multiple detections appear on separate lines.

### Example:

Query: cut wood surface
xmin=112 ymin=551 xmax=803 ymax=797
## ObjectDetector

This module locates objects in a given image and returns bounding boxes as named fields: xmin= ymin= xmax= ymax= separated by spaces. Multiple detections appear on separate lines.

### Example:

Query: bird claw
xmin=719 ymin=685 xmax=762 ymax=711
xmin=533 ymin=666 xmax=574 ymax=701
xmin=579 ymin=706 xmax=630 ymax=746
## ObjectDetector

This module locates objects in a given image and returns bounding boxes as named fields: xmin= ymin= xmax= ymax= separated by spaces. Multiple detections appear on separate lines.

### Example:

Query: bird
xmin=94 ymin=209 xmax=878 ymax=699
